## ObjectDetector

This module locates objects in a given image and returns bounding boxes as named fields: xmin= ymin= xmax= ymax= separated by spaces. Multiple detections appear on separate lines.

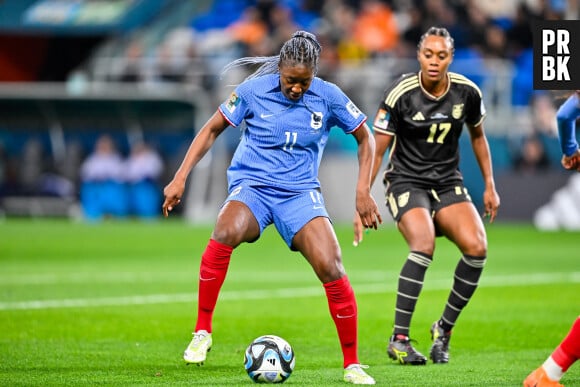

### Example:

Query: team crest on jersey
xmin=374 ymin=109 xmax=390 ymax=130
xmin=225 ymin=92 xmax=240 ymax=113
xmin=398 ymin=192 xmax=410 ymax=208
xmin=310 ymin=112 xmax=323 ymax=129
xmin=452 ymin=104 xmax=464 ymax=119
xmin=346 ymin=101 xmax=362 ymax=118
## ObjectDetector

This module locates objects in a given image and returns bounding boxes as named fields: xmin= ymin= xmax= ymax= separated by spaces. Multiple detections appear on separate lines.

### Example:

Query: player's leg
xmin=525 ymin=316 xmax=580 ymax=386
xmin=185 ymin=196 xmax=262 ymax=365
xmin=293 ymin=217 xmax=374 ymax=384
xmin=293 ymin=217 xmax=354 ymax=362
xmin=384 ymin=186 xmax=435 ymax=365
xmin=431 ymin=197 xmax=487 ymax=363
xmin=386 ymin=207 xmax=434 ymax=365
xmin=552 ymin=316 xmax=580 ymax=376
xmin=274 ymin=190 xmax=374 ymax=383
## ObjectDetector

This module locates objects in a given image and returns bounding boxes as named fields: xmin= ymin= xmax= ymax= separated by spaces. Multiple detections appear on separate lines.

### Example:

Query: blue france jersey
xmin=219 ymin=74 xmax=366 ymax=191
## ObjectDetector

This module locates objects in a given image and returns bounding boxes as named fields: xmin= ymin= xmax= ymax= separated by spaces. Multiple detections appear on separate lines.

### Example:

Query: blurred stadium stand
xmin=0 ymin=0 xmax=575 ymax=224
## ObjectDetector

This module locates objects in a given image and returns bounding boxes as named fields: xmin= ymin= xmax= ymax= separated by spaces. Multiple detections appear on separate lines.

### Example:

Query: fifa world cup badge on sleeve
xmin=374 ymin=109 xmax=389 ymax=131
xmin=533 ymin=20 xmax=580 ymax=90
xmin=346 ymin=101 xmax=362 ymax=119
xmin=226 ymin=92 xmax=241 ymax=113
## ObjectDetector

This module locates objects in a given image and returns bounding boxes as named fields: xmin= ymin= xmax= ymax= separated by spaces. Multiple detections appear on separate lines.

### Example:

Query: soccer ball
xmin=244 ymin=335 xmax=295 ymax=383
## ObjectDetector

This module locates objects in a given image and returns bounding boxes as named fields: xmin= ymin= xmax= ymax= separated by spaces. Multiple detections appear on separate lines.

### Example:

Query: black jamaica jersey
xmin=372 ymin=71 xmax=486 ymax=187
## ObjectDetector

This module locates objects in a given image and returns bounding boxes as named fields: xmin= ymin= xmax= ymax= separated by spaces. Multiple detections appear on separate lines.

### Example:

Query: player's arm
xmin=351 ymin=122 xmax=382 ymax=231
xmin=163 ymin=110 xmax=229 ymax=216
xmin=352 ymin=127 xmax=392 ymax=246
xmin=467 ymin=122 xmax=500 ymax=222
xmin=371 ymin=131 xmax=393 ymax=185
xmin=557 ymin=92 xmax=580 ymax=170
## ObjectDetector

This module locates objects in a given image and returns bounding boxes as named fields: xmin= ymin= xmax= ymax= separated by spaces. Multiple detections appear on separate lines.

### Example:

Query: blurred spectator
xmin=397 ymin=3 xmax=425 ymax=57
xmin=80 ymin=134 xmax=128 ymax=221
xmin=19 ymin=138 xmax=44 ymax=195
xmin=484 ymin=23 xmax=508 ymax=59
xmin=226 ymin=6 xmax=269 ymax=54
xmin=461 ymin=1 xmax=489 ymax=51
xmin=351 ymin=0 xmax=399 ymax=56
xmin=266 ymin=4 xmax=302 ymax=53
xmin=531 ymin=93 xmax=558 ymax=137
xmin=318 ymin=1 xmax=364 ymax=62
xmin=125 ymin=141 xmax=164 ymax=219
xmin=155 ymin=27 xmax=198 ymax=83
xmin=115 ymin=39 xmax=147 ymax=83
xmin=506 ymin=3 xmax=536 ymax=56
xmin=56 ymin=140 xmax=84 ymax=189
xmin=513 ymin=134 xmax=551 ymax=173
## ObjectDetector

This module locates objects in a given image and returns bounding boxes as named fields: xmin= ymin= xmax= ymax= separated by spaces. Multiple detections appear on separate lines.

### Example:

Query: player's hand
xmin=482 ymin=187 xmax=500 ymax=223
xmin=561 ymin=149 xmax=580 ymax=171
xmin=353 ymin=193 xmax=382 ymax=246
xmin=162 ymin=178 xmax=186 ymax=217
xmin=353 ymin=212 xmax=364 ymax=247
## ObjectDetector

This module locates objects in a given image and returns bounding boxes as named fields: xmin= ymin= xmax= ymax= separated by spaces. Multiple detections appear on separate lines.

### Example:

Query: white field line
xmin=0 ymin=270 xmax=393 ymax=285
xmin=0 ymin=272 xmax=578 ymax=311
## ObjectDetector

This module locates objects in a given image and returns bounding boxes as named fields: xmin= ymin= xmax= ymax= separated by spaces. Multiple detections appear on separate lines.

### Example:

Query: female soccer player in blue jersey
xmin=557 ymin=90 xmax=580 ymax=171
xmin=523 ymin=90 xmax=580 ymax=387
xmin=163 ymin=31 xmax=381 ymax=385
xmin=354 ymin=26 xmax=500 ymax=366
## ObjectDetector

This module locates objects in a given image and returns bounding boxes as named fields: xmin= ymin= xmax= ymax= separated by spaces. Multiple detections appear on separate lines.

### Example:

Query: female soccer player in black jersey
xmin=354 ymin=26 xmax=500 ymax=365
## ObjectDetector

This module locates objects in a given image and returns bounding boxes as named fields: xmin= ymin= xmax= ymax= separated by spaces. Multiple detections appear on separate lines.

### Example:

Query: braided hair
xmin=221 ymin=30 xmax=321 ymax=80
xmin=417 ymin=26 xmax=455 ymax=55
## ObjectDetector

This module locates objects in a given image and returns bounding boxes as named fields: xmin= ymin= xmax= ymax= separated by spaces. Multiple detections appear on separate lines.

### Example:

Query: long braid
xmin=221 ymin=30 xmax=321 ymax=81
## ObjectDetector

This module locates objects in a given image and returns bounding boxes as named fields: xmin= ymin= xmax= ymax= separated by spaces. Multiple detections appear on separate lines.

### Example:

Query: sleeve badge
xmin=373 ymin=109 xmax=390 ymax=131
xmin=225 ymin=92 xmax=241 ymax=113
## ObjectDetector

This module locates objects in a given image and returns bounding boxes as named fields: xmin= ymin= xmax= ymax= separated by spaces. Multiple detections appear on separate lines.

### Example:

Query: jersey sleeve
xmin=463 ymin=81 xmax=486 ymax=127
xmin=372 ymin=77 xmax=405 ymax=136
xmin=326 ymin=82 xmax=367 ymax=134
xmin=372 ymin=97 xmax=395 ymax=135
xmin=556 ymin=93 xmax=580 ymax=156
xmin=219 ymin=83 xmax=251 ymax=127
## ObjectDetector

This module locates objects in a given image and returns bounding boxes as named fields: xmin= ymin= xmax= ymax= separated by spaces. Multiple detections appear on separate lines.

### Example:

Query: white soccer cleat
xmin=343 ymin=364 xmax=376 ymax=385
xmin=183 ymin=330 xmax=212 ymax=365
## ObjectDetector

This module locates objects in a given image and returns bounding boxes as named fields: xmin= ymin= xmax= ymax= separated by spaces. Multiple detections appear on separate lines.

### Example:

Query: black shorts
xmin=385 ymin=182 xmax=472 ymax=223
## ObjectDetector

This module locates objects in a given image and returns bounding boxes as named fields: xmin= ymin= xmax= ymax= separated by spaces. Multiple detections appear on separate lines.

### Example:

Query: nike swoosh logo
xmin=313 ymin=205 xmax=324 ymax=210
xmin=260 ymin=113 xmax=274 ymax=118
xmin=199 ymin=276 xmax=216 ymax=281
xmin=336 ymin=314 xmax=355 ymax=319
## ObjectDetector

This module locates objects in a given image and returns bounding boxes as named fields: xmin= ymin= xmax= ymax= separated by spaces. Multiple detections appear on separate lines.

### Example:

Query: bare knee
xmin=460 ymin=232 xmax=487 ymax=257
xmin=404 ymin=232 xmax=436 ymax=256
xmin=211 ymin=226 xmax=246 ymax=248
xmin=408 ymin=240 xmax=436 ymax=256
xmin=312 ymin=251 xmax=345 ymax=283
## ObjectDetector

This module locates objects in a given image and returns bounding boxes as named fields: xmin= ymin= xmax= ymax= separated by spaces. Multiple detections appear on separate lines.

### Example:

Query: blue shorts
xmin=224 ymin=184 xmax=330 ymax=250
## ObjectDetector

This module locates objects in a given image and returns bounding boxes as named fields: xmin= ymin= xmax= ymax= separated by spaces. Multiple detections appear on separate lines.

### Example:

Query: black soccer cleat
xmin=387 ymin=334 xmax=427 ymax=365
xmin=429 ymin=321 xmax=451 ymax=364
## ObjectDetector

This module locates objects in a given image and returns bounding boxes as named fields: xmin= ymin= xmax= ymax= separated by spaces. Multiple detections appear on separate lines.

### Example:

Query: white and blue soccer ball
xmin=244 ymin=335 xmax=295 ymax=383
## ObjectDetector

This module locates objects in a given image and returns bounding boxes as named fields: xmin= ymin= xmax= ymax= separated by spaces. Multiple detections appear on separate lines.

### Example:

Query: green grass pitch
xmin=0 ymin=219 xmax=578 ymax=386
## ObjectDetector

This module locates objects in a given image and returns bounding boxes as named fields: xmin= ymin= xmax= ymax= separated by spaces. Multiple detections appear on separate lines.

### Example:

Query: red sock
xmin=552 ymin=316 xmax=580 ymax=372
xmin=194 ymin=239 xmax=233 ymax=333
xmin=324 ymin=276 xmax=359 ymax=368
